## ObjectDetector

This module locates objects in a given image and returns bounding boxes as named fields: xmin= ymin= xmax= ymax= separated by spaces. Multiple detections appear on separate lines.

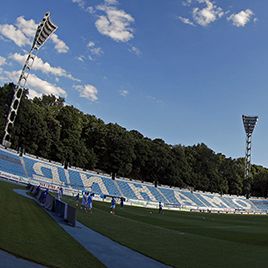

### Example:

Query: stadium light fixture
xmin=242 ymin=115 xmax=258 ymax=198
xmin=2 ymin=12 xmax=57 ymax=148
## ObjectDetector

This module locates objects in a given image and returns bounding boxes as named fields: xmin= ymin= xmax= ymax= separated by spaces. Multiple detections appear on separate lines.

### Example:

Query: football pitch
xmin=65 ymin=196 xmax=268 ymax=268
xmin=1 ymin=179 xmax=268 ymax=268
xmin=0 ymin=180 xmax=104 ymax=268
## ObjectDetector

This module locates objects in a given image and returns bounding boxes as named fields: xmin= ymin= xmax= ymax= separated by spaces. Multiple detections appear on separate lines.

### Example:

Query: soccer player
xmin=81 ymin=191 xmax=87 ymax=212
xmin=87 ymin=193 xmax=93 ymax=213
xmin=111 ymin=197 xmax=116 ymax=214
xmin=75 ymin=192 xmax=80 ymax=207
xmin=57 ymin=187 xmax=63 ymax=200
xmin=159 ymin=201 xmax=163 ymax=214
xmin=120 ymin=197 xmax=124 ymax=208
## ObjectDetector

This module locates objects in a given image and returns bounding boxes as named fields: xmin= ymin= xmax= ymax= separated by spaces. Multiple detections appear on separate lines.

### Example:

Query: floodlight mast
xmin=242 ymin=115 xmax=258 ymax=198
xmin=2 ymin=12 xmax=57 ymax=148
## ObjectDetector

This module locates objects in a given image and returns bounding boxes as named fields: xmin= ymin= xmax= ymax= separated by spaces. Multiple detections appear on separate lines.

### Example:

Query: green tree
xmin=1 ymin=82 xmax=268 ymax=197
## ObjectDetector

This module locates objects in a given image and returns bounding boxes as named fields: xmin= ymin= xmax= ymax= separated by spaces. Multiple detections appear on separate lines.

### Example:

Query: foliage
xmin=0 ymin=83 xmax=267 ymax=196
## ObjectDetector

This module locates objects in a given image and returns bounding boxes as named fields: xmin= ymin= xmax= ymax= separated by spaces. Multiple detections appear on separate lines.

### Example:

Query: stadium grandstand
xmin=0 ymin=146 xmax=268 ymax=214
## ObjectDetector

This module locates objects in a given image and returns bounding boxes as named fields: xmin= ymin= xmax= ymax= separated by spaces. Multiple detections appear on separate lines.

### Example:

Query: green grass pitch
xmin=1 ymin=178 xmax=268 ymax=268
xmin=65 ymin=196 xmax=268 ymax=268
xmin=0 ymin=180 xmax=104 ymax=268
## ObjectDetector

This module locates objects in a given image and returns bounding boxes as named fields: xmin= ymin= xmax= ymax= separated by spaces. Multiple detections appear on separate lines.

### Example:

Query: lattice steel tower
xmin=2 ymin=12 xmax=57 ymax=148
xmin=242 ymin=115 xmax=258 ymax=198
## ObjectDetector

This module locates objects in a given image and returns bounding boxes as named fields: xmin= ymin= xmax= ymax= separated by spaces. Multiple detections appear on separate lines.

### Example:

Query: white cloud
xmin=28 ymin=89 xmax=42 ymax=99
xmin=0 ymin=65 xmax=7 ymax=82
xmin=228 ymin=9 xmax=254 ymax=27
xmin=74 ymin=84 xmax=98 ymax=102
xmin=0 ymin=24 xmax=30 ymax=47
xmin=72 ymin=0 xmax=134 ymax=42
xmin=50 ymin=34 xmax=69 ymax=53
xmin=129 ymin=46 xmax=141 ymax=56
xmin=87 ymin=41 xmax=95 ymax=48
xmin=105 ymin=0 xmax=118 ymax=5
xmin=95 ymin=5 xmax=134 ymax=42
xmin=178 ymin=16 xmax=195 ymax=26
xmin=87 ymin=7 xmax=95 ymax=14
xmin=72 ymin=0 xmax=86 ymax=9
xmin=0 ymin=16 xmax=69 ymax=53
xmin=9 ymin=53 xmax=78 ymax=81
xmin=77 ymin=55 xmax=86 ymax=62
xmin=179 ymin=1 xmax=256 ymax=28
xmin=182 ymin=0 xmax=193 ymax=6
xmin=6 ymin=70 xmax=67 ymax=98
xmin=146 ymin=95 xmax=163 ymax=104
xmin=192 ymin=0 xmax=224 ymax=26
xmin=119 ymin=89 xmax=128 ymax=97
xmin=0 ymin=56 xmax=6 ymax=66
xmin=16 ymin=16 xmax=37 ymax=37
xmin=72 ymin=0 xmax=95 ymax=14
xmin=0 ymin=73 xmax=6 ymax=83
xmin=27 ymin=74 xmax=67 ymax=97
xmin=87 ymin=41 xmax=103 ymax=56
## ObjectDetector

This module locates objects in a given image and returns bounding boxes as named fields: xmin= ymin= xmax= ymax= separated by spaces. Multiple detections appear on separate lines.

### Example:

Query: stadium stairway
xmin=21 ymin=155 xmax=29 ymax=179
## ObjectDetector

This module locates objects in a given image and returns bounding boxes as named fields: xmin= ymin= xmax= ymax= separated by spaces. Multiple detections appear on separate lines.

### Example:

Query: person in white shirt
xmin=81 ymin=191 xmax=88 ymax=211
xmin=57 ymin=187 xmax=63 ymax=200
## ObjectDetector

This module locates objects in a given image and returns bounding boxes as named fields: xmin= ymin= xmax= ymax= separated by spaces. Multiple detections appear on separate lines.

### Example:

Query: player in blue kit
xmin=110 ymin=197 xmax=116 ymax=214
xmin=87 ymin=193 xmax=93 ymax=213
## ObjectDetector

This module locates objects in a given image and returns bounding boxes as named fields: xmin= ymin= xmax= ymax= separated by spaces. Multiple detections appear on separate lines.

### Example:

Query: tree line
xmin=1 ymin=83 xmax=268 ymax=198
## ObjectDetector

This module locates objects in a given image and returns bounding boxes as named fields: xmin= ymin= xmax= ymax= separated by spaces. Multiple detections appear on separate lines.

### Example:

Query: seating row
xmin=1 ymin=148 xmax=268 ymax=212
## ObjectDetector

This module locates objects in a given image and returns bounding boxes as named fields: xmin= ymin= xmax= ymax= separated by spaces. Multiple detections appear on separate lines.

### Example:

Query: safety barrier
xmin=28 ymin=184 xmax=76 ymax=227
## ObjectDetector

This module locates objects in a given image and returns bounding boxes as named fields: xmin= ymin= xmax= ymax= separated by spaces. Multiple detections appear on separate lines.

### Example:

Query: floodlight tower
xmin=2 ymin=12 xmax=57 ymax=148
xmin=242 ymin=115 xmax=258 ymax=198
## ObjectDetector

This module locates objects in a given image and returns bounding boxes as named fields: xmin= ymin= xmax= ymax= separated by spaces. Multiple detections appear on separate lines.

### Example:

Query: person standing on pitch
xmin=87 ymin=193 xmax=93 ymax=213
xmin=159 ymin=201 xmax=163 ymax=214
xmin=75 ymin=192 xmax=80 ymax=207
xmin=57 ymin=187 xmax=63 ymax=200
xmin=111 ymin=197 xmax=116 ymax=214
xmin=81 ymin=191 xmax=87 ymax=212
xmin=120 ymin=197 xmax=124 ymax=208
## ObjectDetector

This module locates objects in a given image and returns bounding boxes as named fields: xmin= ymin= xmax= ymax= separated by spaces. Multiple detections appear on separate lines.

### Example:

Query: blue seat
xmin=140 ymin=192 xmax=151 ymax=201
xmin=1 ymin=148 xmax=266 ymax=212
xmin=251 ymin=200 xmax=268 ymax=210
xmin=159 ymin=188 xmax=180 ymax=205
xmin=0 ymin=149 xmax=26 ymax=177
xmin=68 ymin=169 xmax=84 ymax=190
xmin=23 ymin=157 xmax=37 ymax=178
xmin=147 ymin=186 xmax=167 ymax=203
xmin=102 ymin=177 xmax=121 ymax=196
xmin=180 ymin=191 xmax=205 ymax=207
xmin=117 ymin=180 xmax=137 ymax=200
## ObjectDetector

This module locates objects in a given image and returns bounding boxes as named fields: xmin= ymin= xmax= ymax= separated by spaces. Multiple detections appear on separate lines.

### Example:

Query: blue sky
xmin=0 ymin=0 xmax=267 ymax=167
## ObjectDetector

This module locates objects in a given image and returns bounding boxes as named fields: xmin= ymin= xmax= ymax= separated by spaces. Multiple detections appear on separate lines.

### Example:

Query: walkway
xmin=14 ymin=189 xmax=169 ymax=268
xmin=0 ymin=249 xmax=43 ymax=268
